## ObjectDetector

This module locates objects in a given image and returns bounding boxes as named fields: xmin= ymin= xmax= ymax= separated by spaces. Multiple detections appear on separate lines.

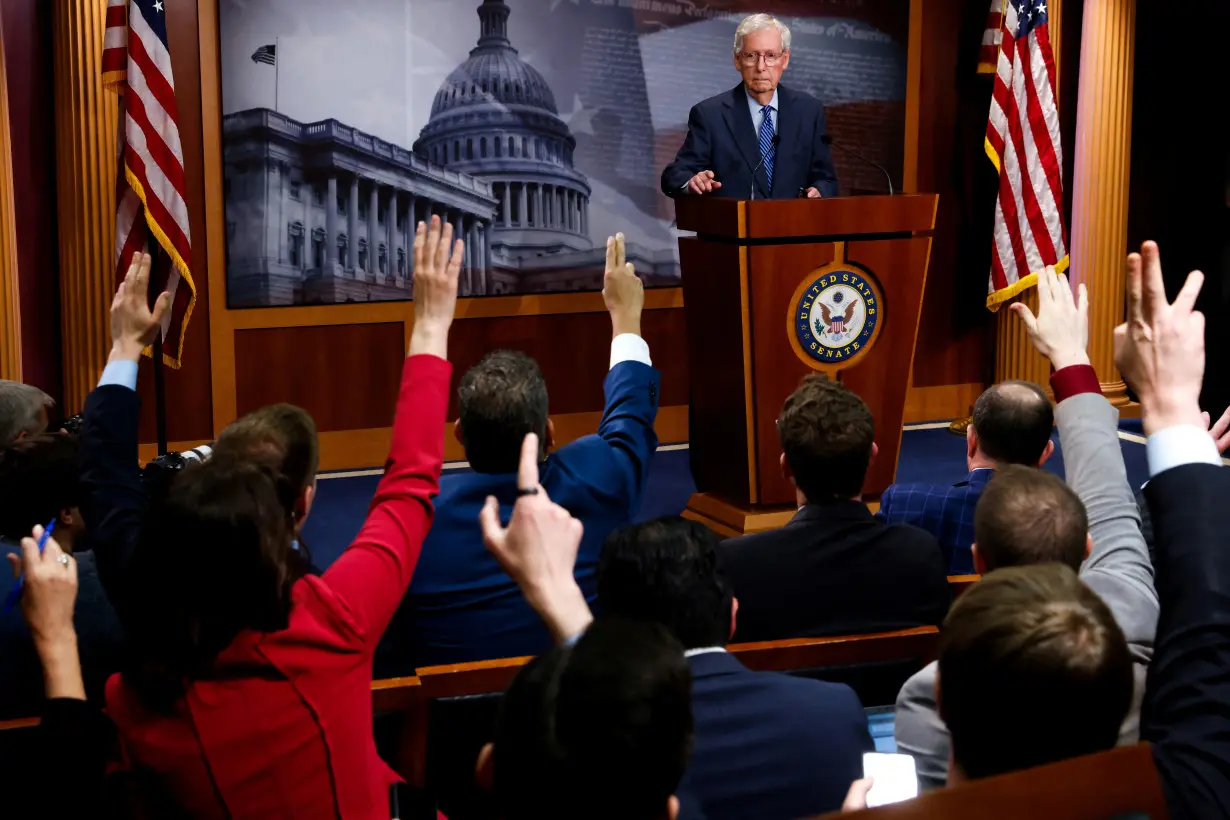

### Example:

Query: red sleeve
xmin=1051 ymin=364 xmax=1102 ymax=403
xmin=321 ymin=354 xmax=451 ymax=645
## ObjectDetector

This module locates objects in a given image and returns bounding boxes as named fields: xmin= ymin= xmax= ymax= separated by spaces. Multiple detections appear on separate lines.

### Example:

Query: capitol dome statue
xmin=414 ymin=0 xmax=593 ymax=265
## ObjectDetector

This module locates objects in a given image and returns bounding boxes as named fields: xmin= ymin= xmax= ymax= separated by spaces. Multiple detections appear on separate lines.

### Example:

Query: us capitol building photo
xmin=222 ymin=0 xmax=678 ymax=307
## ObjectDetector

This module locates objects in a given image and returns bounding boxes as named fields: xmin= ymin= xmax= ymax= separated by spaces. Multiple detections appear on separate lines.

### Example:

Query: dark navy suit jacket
xmin=686 ymin=651 xmax=872 ymax=819
xmin=876 ymin=469 xmax=995 ymax=574
xmin=378 ymin=360 xmax=660 ymax=671
xmin=661 ymin=83 xmax=839 ymax=200
xmin=1142 ymin=463 xmax=1230 ymax=819
xmin=0 ymin=544 xmax=124 ymax=719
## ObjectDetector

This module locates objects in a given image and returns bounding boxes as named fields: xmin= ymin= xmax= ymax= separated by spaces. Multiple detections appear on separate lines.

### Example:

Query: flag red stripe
xmin=997 ymin=63 xmax=1056 ymax=267
xmin=996 ymin=169 xmax=1033 ymax=280
xmin=123 ymin=146 xmax=191 ymax=260
xmin=990 ymin=232 xmax=1010 ymax=292
xmin=127 ymin=28 xmax=182 ymax=122
xmin=1020 ymin=26 xmax=1066 ymax=233
xmin=105 ymin=4 xmax=126 ymax=26
xmin=124 ymin=84 xmax=188 ymax=197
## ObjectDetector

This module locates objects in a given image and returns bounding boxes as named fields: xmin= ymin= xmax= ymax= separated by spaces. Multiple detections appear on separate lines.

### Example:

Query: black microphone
xmin=822 ymin=134 xmax=894 ymax=196
xmin=749 ymin=134 xmax=781 ymax=200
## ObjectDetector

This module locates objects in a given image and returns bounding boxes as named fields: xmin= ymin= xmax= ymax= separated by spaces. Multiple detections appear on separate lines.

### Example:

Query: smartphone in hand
xmin=863 ymin=752 xmax=919 ymax=808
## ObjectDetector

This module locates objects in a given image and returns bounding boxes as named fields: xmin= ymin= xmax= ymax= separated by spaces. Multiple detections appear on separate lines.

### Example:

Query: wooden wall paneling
xmin=0 ymin=3 xmax=20 ymax=380
xmin=908 ymin=0 xmax=996 ymax=390
xmin=2 ymin=0 xmax=60 ymax=393
xmin=902 ymin=0 xmax=923 ymax=194
xmin=52 ymin=0 xmax=120 ymax=411
xmin=1068 ymin=0 xmax=1135 ymax=403
xmin=234 ymin=324 xmax=407 ymax=431
xmin=446 ymin=308 xmax=688 ymax=418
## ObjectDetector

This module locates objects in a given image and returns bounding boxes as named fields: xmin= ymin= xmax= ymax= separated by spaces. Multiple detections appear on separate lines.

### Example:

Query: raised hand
xmin=110 ymin=252 xmax=171 ymax=362
xmin=602 ymin=232 xmax=644 ymax=339
xmin=1009 ymin=264 xmax=1090 ymax=369
xmin=7 ymin=525 xmax=84 ymax=700
xmin=478 ymin=433 xmax=592 ymax=643
xmin=687 ymin=169 xmax=722 ymax=195
xmin=1113 ymin=241 xmax=1206 ymax=436
xmin=409 ymin=215 xmax=464 ymax=359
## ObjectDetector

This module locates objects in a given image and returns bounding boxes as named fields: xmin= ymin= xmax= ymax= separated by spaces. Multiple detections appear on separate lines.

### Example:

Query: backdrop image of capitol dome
xmin=218 ymin=0 xmax=907 ymax=307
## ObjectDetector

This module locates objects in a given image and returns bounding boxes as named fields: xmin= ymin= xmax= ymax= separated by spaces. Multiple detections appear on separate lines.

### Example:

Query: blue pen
xmin=3 ymin=518 xmax=57 ymax=614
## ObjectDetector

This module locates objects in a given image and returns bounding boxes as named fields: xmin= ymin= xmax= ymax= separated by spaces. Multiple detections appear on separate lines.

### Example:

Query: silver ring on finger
xmin=56 ymin=554 xmax=70 ymax=566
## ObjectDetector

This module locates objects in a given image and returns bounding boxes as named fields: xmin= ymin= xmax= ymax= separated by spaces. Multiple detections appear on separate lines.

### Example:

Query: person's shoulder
xmin=694 ymin=84 xmax=741 ymax=114
xmin=896 ymin=661 xmax=940 ymax=716
xmin=875 ymin=520 xmax=945 ymax=558
xmin=779 ymin=83 xmax=822 ymax=109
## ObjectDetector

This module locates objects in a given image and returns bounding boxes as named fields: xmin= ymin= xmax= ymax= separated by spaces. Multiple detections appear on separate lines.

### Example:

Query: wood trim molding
xmin=53 ymin=0 xmax=121 ymax=411
xmin=904 ymin=381 xmax=983 ymax=424
xmin=903 ymin=0 xmax=923 ymax=193
xmin=0 ymin=6 xmax=22 ymax=381
xmin=146 ymin=404 xmax=690 ymax=471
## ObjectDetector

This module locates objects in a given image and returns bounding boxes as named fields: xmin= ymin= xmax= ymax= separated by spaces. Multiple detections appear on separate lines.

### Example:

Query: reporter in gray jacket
xmin=894 ymin=267 xmax=1159 ymax=789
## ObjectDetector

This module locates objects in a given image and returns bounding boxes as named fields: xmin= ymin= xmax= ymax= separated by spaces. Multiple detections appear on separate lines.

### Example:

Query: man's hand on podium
xmin=804 ymin=187 xmax=822 ymax=199
xmin=687 ymin=169 xmax=722 ymax=195
xmin=603 ymin=232 xmax=644 ymax=339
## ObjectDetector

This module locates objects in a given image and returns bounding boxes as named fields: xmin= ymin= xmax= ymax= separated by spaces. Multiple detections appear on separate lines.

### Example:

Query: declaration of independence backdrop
xmin=219 ymin=0 xmax=908 ymax=307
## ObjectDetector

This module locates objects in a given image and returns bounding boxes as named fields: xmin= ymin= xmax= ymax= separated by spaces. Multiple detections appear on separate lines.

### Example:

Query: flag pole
xmin=274 ymin=37 xmax=280 ymax=112
xmin=147 ymin=242 xmax=169 ymax=456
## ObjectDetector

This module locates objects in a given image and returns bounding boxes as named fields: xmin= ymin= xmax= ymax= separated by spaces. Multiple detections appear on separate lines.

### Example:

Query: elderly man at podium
xmin=661 ymin=13 xmax=839 ymax=201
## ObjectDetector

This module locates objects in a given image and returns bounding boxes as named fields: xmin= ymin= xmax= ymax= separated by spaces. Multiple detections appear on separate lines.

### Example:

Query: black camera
xmin=142 ymin=444 xmax=214 ymax=502
xmin=60 ymin=413 xmax=85 ymax=436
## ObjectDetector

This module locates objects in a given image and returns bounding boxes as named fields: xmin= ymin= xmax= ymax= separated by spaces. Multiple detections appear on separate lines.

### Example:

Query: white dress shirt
xmin=1147 ymin=424 xmax=1222 ymax=477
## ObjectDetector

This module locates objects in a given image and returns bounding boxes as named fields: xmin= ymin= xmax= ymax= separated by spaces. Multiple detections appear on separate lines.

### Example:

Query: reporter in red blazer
xmin=103 ymin=218 xmax=463 ymax=819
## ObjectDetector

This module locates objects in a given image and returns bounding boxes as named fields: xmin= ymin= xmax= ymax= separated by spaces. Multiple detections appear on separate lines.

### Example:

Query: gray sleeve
xmin=893 ymin=662 xmax=949 ymax=791
xmin=1054 ymin=392 xmax=1158 ymax=656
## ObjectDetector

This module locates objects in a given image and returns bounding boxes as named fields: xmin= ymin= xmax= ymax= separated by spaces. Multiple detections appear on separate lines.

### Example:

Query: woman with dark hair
xmin=100 ymin=217 xmax=464 ymax=818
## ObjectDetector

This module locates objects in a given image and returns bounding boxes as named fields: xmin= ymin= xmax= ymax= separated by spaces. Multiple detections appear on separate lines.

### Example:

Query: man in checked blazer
xmin=876 ymin=382 xmax=1056 ymax=574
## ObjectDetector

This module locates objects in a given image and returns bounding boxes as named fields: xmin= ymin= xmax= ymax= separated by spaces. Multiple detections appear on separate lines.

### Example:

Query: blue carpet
xmin=301 ymin=424 xmax=1152 ymax=572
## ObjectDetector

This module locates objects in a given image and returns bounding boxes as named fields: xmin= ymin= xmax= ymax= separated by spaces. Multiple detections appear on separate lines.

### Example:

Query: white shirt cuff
xmin=610 ymin=334 xmax=652 ymax=370
xmin=98 ymin=360 xmax=139 ymax=391
xmin=1147 ymin=424 xmax=1222 ymax=477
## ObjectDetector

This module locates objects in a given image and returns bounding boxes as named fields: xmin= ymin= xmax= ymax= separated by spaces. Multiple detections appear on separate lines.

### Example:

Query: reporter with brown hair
xmin=98 ymin=217 xmax=463 ymax=818
xmin=895 ymin=266 xmax=1158 ymax=789
xmin=719 ymin=374 xmax=949 ymax=642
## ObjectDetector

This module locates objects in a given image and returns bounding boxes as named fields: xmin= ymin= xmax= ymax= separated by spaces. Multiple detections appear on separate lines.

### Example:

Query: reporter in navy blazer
xmin=379 ymin=234 xmax=661 ymax=670
xmin=598 ymin=517 xmax=873 ymax=820
xmin=661 ymin=15 xmax=838 ymax=200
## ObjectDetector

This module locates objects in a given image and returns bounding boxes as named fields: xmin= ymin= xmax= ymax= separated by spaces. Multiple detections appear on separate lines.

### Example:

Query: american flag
xmin=977 ymin=1 xmax=1005 ymax=74
xmin=984 ymin=0 xmax=1068 ymax=310
xmin=102 ymin=0 xmax=195 ymax=367
xmin=251 ymin=44 xmax=277 ymax=66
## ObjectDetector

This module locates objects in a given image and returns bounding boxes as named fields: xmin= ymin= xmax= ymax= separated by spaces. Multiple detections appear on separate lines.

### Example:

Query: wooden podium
xmin=675 ymin=194 xmax=939 ymax=537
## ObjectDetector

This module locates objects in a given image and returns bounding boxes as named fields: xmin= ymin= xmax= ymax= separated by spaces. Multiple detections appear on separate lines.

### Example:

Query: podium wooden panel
xmin=675 ymin=195 xmax=938 ymax=535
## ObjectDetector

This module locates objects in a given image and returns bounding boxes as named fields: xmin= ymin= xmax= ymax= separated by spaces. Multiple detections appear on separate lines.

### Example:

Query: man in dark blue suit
xmin=598 ymin=517 xmax=872 ymax=820
xmin=380 ymin=234 xmax=660 ymax=670
xmin=876 ymin=381 xmax=1055 ymax=574
xmin=661 ymin=14 xmax=838 ymax=201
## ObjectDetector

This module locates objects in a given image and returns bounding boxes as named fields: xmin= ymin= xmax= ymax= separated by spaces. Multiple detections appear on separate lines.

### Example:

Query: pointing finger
xmin=478 ymin=495 xmax=504 ymax=548
xmin=1125 ymin=253 xmax=1144 ymax=326
xmin=1140 ymin=242 xmax=1165 ymax=323
xmin=517 ymin=433 xmax=541 ymax=495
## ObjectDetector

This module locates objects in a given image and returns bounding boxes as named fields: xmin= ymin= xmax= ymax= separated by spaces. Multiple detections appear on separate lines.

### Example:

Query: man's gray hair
xmin=0 ymin=380 xmax=54 ymax=447
xmin=733 ymin=13 xmax=792 ymax=53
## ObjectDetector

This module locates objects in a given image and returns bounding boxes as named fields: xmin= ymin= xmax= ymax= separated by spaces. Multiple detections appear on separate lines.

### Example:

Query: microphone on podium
xmin=822 ymin=134 xmax=895 ymax=196
xmin=749 ymin=134 xmax=781 ymax=200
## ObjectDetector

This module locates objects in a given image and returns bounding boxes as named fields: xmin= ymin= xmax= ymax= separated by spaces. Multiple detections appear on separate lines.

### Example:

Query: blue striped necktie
xmin=758 ymin=105 xmax=775 ymax=193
